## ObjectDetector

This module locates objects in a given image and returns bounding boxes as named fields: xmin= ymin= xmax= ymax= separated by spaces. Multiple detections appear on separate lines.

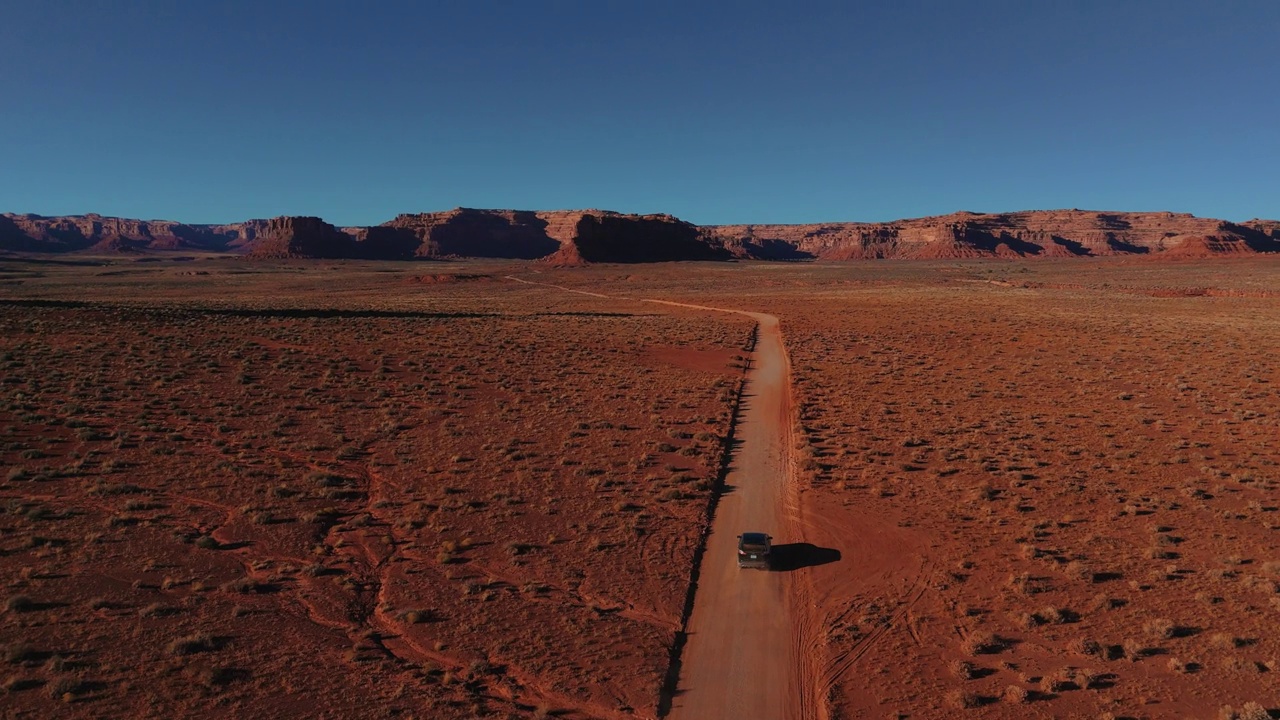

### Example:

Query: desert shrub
xmin=1041 ymin=667 xmax=1076 ymax=692
xmin=1220 ymin=703 xmax=1270 ymax=720
xmin=197 ymin=665 xmax=246 ymax=687
xmin=1144 ymin=617 xmax=1176 ymax=639
xmin=1122 ymin=638 xmax=1147 ymax=660
xmin=5 ymin=595 xmax=35 ymax=613
xmin=1002 ymin=684 xmax=1028 ymax=703
xmin=1072 ymin=637 xmax=1102 ymax=657
xmin=400 ymin=609 xmax=434 ymax=624
xmin=220 ymin=578 xmax=268 ymax=594
xmin=2 ymin=676 xmax=41 ymax=692
xmin=947 ymin=689 xmax=981 ymax=709
xmin=45 ymin=676 xmax=83 ymax=700
xmin=960 ymin=631 xmax=1003 ymax=656
xmin=139 ymin=603 xmax=179 ymax=618
xmin=1210 ymin=633 xmax=1247 ymax=649
xmin=310 ymin=472 xmax=352 ymax=488
xmin=1219 ymin=656 xmax=1265 ymax=674
xmin=167 ymin=633 xmax=217 ymax=656
xmin=2 ymin=642 xmax=35 ymax=664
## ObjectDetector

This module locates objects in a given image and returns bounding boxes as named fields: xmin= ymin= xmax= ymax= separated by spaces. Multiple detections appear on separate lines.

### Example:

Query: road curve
xmin=648 ymin=303 xmax=800 ymax=720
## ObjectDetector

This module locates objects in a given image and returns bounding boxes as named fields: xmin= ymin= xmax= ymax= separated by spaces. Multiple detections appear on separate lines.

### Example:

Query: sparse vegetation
xmin=2 ymin=258 xmax=1279 ymax=717
xmin=0 ymin=262 xmax=751 ymax=717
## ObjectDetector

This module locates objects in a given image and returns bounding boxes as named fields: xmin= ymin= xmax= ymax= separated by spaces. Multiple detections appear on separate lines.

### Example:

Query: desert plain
xmin=2 ymin=255 xmax=1280 ymax=720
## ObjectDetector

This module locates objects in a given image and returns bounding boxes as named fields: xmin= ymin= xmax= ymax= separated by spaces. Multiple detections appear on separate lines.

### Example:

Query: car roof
xmin=740 ymin=532 xmax=769 ymax=543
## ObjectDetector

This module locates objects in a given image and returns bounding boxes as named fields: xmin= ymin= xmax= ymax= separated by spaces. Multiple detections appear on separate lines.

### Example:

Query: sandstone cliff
xmin=3 ymin=208 xmax=1277 ymax=262
xmin=537 ymin=210 xmax=727 ymax=264
xmin=0 ymin=213 xmax=273 ymax=253
xmin=242 ymin=217 xmax=360 ymax=259
xmin=0 ymin=213 xmax=215 ymax=253
xmin=371 ymin=208 xmax=725 ymax=263
xmin=377 ymin=209 xmax=559 ymax=259
xmin=706 ymin=210 xmax=1280 ymax=260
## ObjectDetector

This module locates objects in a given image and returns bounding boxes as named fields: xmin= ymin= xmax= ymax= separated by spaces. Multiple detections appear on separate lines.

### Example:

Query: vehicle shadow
xmin=769 ymin=543 xmax=841 ymax=572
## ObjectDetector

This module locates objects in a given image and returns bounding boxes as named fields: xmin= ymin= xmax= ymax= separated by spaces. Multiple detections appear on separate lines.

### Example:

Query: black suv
xmin=737 ymin=532 xmax=772 ymax=569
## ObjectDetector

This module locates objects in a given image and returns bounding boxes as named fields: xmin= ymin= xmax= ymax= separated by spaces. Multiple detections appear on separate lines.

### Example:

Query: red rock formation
xmin=0 ymin=213 xmax=190 ymax=252
xmin=1160 ymin=233 xmax=1262 ymax=258
xmin=0 ymin=213 xmax=267 ymax=253
xmin=707 ymin=210 xmax=1280 ymax=259
xmin=1245 ymin=219 xmax=1280 ymax=241
xmin=539 ymin=210 xmax=727 ymax=264
xmin=376 ymin=208 xmax=726 ymax=263
xmin=242 ymin=217 xmax=359 ymax=259
xmin=378 ymin=208 xmax=558 ymax=259
xmin=3 ymin=208 xmax=1277 ymax=261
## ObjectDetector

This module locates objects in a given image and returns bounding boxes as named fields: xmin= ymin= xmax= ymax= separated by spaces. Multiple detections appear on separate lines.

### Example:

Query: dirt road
xmin=651 ymin=304 xmax=805 ymax=720
xmin=506 ymin=279 xmax=811 ymax=719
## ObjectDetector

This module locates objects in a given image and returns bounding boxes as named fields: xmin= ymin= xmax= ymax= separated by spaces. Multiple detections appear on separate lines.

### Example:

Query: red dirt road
xmin=507 ymin=281 xmax=814 ymax=719
xmin=658 ymin=306 xmax=805 ymax=720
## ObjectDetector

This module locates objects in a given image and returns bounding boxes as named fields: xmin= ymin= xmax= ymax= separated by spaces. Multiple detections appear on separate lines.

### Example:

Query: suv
xmin=737 ymin=532 xmax=772 ymax=569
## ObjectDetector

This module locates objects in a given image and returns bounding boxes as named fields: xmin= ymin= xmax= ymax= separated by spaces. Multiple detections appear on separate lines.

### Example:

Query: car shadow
xmin=769 ymin=543 xmax=841 ymax=572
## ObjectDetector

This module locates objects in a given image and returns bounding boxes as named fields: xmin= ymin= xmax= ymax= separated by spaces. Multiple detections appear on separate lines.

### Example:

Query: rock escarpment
xmin=0 ymin=213 xmax=274 ymax=254
xmin=377 ymin=209 xmax=559 ymax=259
xmin=0 ymin=213 xmax=217 ymax=253
xmin=539 ymin=210 xmax=727 ymax=264
xmin=705 ymin=210 xmax=1280 ymax=260
xmin=3 ymin=208 xmax=1277 ymax=262
xmin=374 ymin=208 xmax=724 ymax=263
xmin=242 ymin=217 xmax=360 ymax=259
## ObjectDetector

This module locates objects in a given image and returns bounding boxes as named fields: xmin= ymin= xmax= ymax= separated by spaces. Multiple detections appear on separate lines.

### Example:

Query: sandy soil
xmin=0 ymin=260 xmax=753 ymax=718
xmin=4 ymin=255 xmax=1280 ymax=719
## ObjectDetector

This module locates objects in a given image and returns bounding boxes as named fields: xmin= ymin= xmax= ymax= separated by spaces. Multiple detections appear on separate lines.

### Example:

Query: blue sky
xmin=1 ymin=1 xmax=1276 ymax=226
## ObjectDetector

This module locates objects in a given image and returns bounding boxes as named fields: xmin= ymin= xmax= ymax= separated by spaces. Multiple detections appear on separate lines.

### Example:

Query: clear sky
xmin=1 ymin=1 xmax=1277 ymax=226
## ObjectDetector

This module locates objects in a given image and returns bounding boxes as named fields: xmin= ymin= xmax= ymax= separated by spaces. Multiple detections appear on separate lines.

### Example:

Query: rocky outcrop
xmin=3 ymin=208 xmax=1278 ymax=262
xmin=0 ymin=213 xmax=273 ymax=253
xmin=707 ymin=210 xmax=1280 ymax=260
xmin=372 ymin=208 xmax=727 ymax=263
xmin=1245 ymin=219 xmax=1280 ymax=242
xmin=540 ymin=211 xmax=728 ymax=264
xmin=378 ymin=209 xmax=559 ymax=259
xmin=1 ymin=213 xmax=203 ymax=252
xmin=242 ymin=217 xmax=360 ymax=259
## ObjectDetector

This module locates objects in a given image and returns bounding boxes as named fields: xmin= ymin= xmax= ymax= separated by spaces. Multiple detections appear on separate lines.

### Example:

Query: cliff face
xmin=3 ymin=208 xmax=1277 ymax=262
xmin=374 ymin=208 xmax=725 ymax=263
xmin=379 ymin=209 xmax=559 ymax=259
xmin=0 ymin=213 xmax=212 ymax=252
xmin=541 ymin=211 xmax=728 ymax=264
xmin=707 ymin=210 xmax=1280 ymax=260
xmin=242 ymin=217 xmax=359 ymax=259
xmin=1246 ymin=219 xmax=1280 ymax=241
xmin=0 ymin=213 xmax=273 ymax=253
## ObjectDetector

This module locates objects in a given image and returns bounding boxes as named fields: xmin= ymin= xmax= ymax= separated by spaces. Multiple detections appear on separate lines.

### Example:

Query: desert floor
xmin=2 ymin=255 xmax=1280 ymax=720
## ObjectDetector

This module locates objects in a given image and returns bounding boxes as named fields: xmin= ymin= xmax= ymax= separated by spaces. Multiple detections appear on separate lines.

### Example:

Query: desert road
xmin=651 ymin=305 xmax=804 ymax=720
xmin=508 ymin=279 xmax=812 ymax=720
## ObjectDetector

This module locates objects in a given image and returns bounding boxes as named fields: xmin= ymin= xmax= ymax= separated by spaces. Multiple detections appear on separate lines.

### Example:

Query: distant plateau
xmin=3 ymin=208 xmax=1279 ymax=263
